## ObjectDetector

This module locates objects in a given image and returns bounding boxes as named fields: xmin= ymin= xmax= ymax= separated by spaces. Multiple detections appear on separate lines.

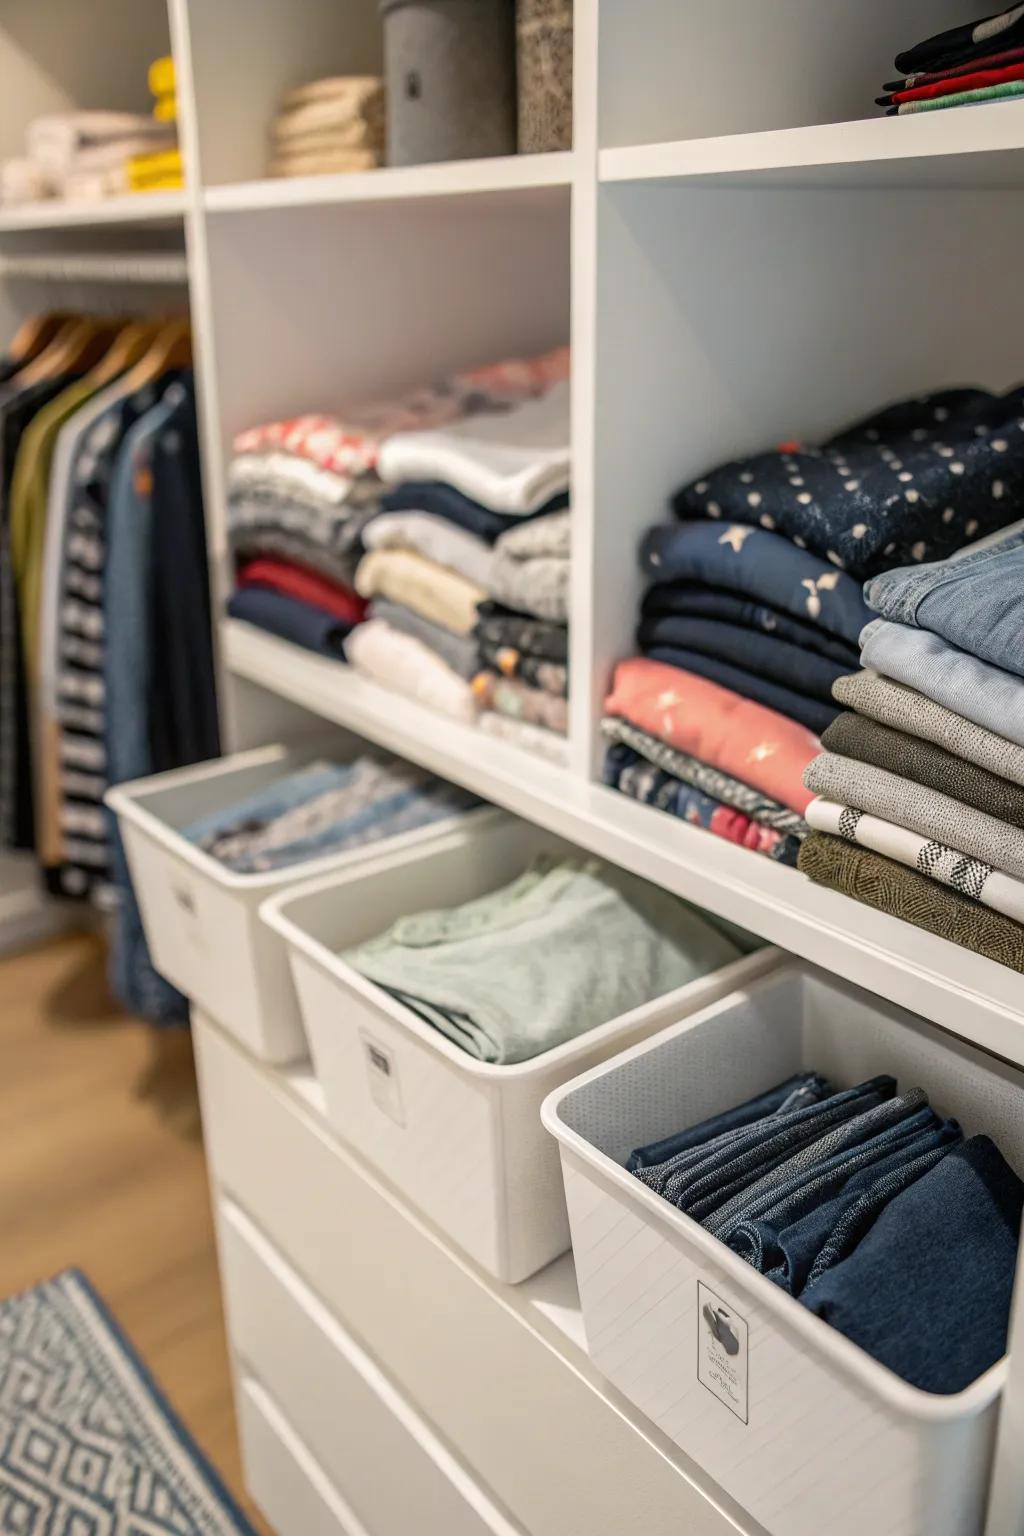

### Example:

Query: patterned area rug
xmin=0 ymin=1269 xmax=254 ymax=1533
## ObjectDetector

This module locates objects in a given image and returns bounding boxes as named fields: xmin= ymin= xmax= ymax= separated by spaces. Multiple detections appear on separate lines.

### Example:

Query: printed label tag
xmin=360 ymin=1033 xmax=405 ymax=1127
xmin=697 ymin=1280 xmax=749 ymax=1423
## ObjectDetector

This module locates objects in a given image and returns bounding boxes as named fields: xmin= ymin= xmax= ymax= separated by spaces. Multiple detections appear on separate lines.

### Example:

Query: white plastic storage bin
xmin=542 ymin=963 xmax=1024 ymax=1536
xmin=261 ymin=814 xmax=778 ymax=1283
xmin=107 ymin=742 xmax=492 ymax=1064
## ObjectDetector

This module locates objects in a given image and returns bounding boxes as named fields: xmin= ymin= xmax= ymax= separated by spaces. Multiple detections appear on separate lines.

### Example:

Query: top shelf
xmin=204 ymin=152 xmax=575 ymax=214
xmin=600 ymin=105 xmax=1024 ymax=191
xmin=0 ymin=190 xmax=188 ymax=234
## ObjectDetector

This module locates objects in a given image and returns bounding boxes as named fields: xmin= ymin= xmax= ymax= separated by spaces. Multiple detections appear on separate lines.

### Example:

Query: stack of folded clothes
xmin=341 ymin=855 xmax=746 ymax=1063
xmin=472 ymin=507 xmax=571 ymax=763
xmin=604 ymin=385 xmax=1024 ymax=866
xmin=800 ymin=522 xmax=1024 ymax=973
xmin=226 ymin=347 xmax=568 ymax=660
xmin=346 ymin=351 xmax=571 ymax=745
xmin=1 ymin=109 xmax=177 ymax=204
xmin=184 ymin=755 xmax=479 ymax=874
xmin=128 ymin=56 xmax=184 ymax=192
xmin=630 ymin=1070 xmax=1023 ymax=1394
xmin=879 ymin=4 xmax=1024 ymax=116
xmin=267 ymin=76 xmax=385 ymax=178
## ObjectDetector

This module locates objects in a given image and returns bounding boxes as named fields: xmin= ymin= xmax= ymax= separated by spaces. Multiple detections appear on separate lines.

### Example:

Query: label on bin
xmin=697 ymin=1280 xmax=748 ymax=1423
xmin=360 ymin=1033 xmax=405 ymax=1128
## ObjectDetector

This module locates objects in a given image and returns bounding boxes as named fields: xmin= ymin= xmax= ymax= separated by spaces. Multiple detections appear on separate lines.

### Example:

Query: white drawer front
xmin=220 ymin=1200 xmax=519 ymax=1536
xmin=237 ymin=1377 xmax=363 ymax=1536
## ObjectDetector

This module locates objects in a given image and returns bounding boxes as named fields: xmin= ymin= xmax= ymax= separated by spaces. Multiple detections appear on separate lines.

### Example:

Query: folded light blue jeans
xmin=626 ymin=1072 xmax=831 ymax=1174
xmin=859 ymin=619 xmax=1024 ymax=746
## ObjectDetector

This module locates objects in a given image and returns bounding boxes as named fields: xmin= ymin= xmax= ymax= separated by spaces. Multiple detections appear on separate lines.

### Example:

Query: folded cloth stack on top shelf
xmin=226 ymin=348 xmax=567 ymax=661
xmin=1 ymin=98 xmax=178 ymax=206
xmin=629 ymin=1070 xmax=1022 ymax=1394
xmin=879 ymin=3 xmax=1024 ymax=116
xmin=267 ymin=76 xmax=385 ymax=178
xmin=602 ymin=386 xmax=1024 ymax=867
xmin=183 ymin=754 xmax=479 ymax=875
xmin=800 ymin=519 xmax=1024 ymax=973
xmin=127 ymin=56 xmax=184 ymax=192
xmin=345 ymin=351 xmax=572 ymax=755
xmin=342 ymin=855 xmax=746 ymax=1064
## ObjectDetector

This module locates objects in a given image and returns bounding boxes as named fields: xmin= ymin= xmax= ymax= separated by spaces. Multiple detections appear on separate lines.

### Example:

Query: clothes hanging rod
xmin=0 ymin=252 xmax=188 ymax=284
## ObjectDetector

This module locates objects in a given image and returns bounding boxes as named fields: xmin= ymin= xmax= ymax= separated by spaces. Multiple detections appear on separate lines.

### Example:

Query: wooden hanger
xmin=6 ymin=311 xmax=71 ymax=366
xmin=15 ymin=316 xmax=123 ymax=387
xmin=119 ymin=317 xmax=191 ymax=392
xmin=84 ymin=319 xmax=161 ymax=390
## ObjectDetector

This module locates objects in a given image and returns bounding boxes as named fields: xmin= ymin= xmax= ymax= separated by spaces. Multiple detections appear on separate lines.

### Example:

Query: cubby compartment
xmin=544 ymin=962 xmax=1024 ymax=1536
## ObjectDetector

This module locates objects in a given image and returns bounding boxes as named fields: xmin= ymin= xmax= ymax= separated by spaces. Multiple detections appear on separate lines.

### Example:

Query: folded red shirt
xmin=885 ymin=58 xmax=1024 ymax=104
xmin=237 ymin=557 xmax=368 ymax=625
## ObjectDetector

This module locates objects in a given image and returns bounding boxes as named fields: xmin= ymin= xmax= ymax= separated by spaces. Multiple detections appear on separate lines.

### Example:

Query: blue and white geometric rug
xmin=0 ymin=1269 xmax=255 ymax=1533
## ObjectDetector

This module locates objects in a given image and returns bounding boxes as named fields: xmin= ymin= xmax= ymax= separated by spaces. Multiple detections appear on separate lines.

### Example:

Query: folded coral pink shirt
xmin=604 ymin=657 xmax=820 ymax=816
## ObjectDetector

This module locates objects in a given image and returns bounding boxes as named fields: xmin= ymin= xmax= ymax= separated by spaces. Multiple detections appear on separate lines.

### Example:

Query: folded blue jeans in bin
xmin=732 ymin=1115 xmax=962 ymax=1294
xmin=801 ymin=1136 xmax=1024 ymax=1393
xmin=636 ymin=1076 xmax=896 ymax=1216
xmin=703 ymin=1089 xmax=931 ymax=1240
xmin=626 ymin=1073 xmax=831 ymax=1174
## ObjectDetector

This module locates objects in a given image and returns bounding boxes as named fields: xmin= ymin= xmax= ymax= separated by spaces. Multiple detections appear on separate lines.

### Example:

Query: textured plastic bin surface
xmin=516 ymin=0 xmax=572 ymax=153
xmin=543 ymin=964 xmax=1024 ymax=1536
xmin=108 ymin=742 xmax=489 ymax=1064
xmin=262 ymin=815 xmax=777 ymax=1282
xmin=381 ymin=0 xmax=517 ymax=166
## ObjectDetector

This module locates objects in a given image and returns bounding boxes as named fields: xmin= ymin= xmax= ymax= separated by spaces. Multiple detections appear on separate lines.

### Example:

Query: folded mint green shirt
xmin=342 ymin=857 xmax=745 ymax=1064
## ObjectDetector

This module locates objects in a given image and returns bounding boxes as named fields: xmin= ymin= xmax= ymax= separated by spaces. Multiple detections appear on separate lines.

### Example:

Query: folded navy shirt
xmin=644 ymin=645 xmax=839 ymax=735
xmin=380 ymin=480 xmax=568 ymax=545
xmin=642 ymin=582 xmax=861 ymax=670
xmin=894 ymin=5 xmax=1024 ymax=75
xmin=639 ymin=614 xmax=849 ymax=706
xmin=671 ymin=386 xmax=1024 ymax=580
xmin=641 ymin=521 xmax=872 ymax=647
xmin=228 ymin=587 xmax=354 ymax=659
xmin=802 ymin=1136 xmax=1024 ymax=1394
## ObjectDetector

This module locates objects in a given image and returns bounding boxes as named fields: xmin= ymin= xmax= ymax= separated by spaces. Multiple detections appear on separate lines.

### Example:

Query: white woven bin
xmin=542 ymin=962 xmax=1024 ymax=1536
xmin=107 ymin=742 xmax=490 ymax=1064
xmin=260 ymin=814 xmax=778 ymax=1283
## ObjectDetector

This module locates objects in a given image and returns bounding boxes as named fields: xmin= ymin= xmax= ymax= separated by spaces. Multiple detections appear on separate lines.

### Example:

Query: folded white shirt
xmin=345 ymin=619 xmax=477 ymax=723
xmin=361 ymin=509 xmax=494 ymax=588
xmin=378 ymin=379 xmax=571 ymax=515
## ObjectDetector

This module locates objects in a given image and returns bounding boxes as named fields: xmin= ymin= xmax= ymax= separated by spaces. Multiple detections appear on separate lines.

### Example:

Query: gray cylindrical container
xmin=380 ymin=0 xmax=517 ymax=166
xmin=516 ymin=0 xmax=573 ymax=153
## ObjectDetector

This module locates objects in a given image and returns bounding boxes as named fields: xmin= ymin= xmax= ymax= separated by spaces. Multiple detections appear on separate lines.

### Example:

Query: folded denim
xmin=625 ymin=1072 xmax=831 ymax=1173
xmin=834 ymin=670 xmax=1024 ymax=789
xmin=822 ymin=711 xmax=1024 ymax=829
xmin=604 ymin=745 xmax=803 ymax=866
xmin=805 ymin=751 xmax=1024 ymax=881
xmin=372 ymin=597 xmax=479 ymax=680
xmin=642 ymin=582 xmax=861 ymax=670
xmin=226 ymin=587 xmax=354 ymax=658
xmin=704 ymin=1089 xmax=930 ymax=1240
xmin=636 ymin=1076 xmax=896 ymax=1214
xmin=797 ymin=833 xmax=1024 ymax=974
xmin=380 ymin=480 xmax=568 ymax=545
xmin=801 ymin=1136 xmax=1024 ymax=1393
xmin=645 ymin=645 xmax=839 ymax=735
xmin=601 ymin=717 xmax=809 ymax=837
xmin=184 ymin=760 xmax=352 ymax=848
xmin=672 ymin=386 xmax=1024 ymax=580
xmin=859 ymin=618 xmax=1024 ymax=747
xmin=807 ymin=799 xmax=1024 ymax=925
xmin=639 ymin=614 xmax=848 ymax=705
xmin=641 ymin=522 xmax=872 ymax=647
xmin=865 ymin=526 xmax=1024 ymax=678
xmin=754 ymin=1121 xmax=962 ymax=1296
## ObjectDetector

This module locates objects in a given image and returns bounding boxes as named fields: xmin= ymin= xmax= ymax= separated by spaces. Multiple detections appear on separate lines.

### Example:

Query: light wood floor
xmin=0 ymin=930 xmax=271 ymax=1533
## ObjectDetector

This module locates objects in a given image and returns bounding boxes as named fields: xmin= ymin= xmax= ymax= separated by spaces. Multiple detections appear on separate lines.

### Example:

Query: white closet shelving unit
xmin=5 ymin=0 xmax=1024 ymax=1531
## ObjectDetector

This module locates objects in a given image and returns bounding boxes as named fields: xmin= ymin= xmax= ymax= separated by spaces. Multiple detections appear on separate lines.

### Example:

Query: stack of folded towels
xmin=185 ymin=754 xmax=479 ymax=874
xmin=631 ymin=1069 xmax=1022 ymax=1393
xmin=1 ymin=102 xmax=177 ymax=205
xmin=801 ymin=520 xmax=1024 ymax=974
xmin=128 ymin=55 xmax=184 ymax=193
xmin=347 ymin=348 xmax=571 ymax=759
xmin=880 ymin=3 xmax=1024 ymax=116
xmin=342 ymin=855 xmax=746 ymax=1064
xmin=605 ymin=385 xmax=1024 ymax=868
xmin=226 ymin=346 xmax=570 ymax=681
xmin=267 ymin=76 xmax=385 ymax=178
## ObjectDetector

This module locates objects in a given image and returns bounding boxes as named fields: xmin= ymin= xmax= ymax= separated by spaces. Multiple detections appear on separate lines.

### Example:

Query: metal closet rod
xmin=0 ymin=251 xmax=188 ymax=283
